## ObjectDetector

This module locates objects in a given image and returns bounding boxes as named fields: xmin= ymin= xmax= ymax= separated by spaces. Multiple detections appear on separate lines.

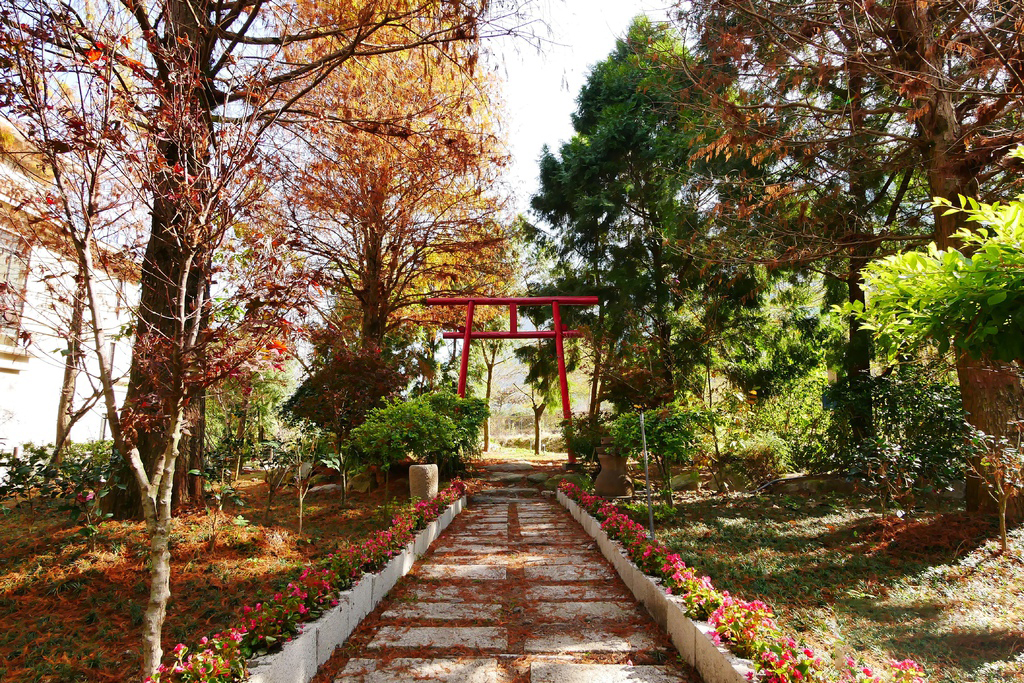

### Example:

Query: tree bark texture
xmin=54 ymin=277 xmax=86 ymax=464
xmin=846 ymin=245 xmax=875 ymax=442
xmin=533 ymin=403 xmax=546 ymax=455
xmin=956 ymin=354 xmax=1024 ymax=517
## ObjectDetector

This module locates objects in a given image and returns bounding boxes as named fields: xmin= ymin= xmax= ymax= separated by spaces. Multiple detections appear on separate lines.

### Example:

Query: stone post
xmin=409 ymin=464 xmax=439 ymax=500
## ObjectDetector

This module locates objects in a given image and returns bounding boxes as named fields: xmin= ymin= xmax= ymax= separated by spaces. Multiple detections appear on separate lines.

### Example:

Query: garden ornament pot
xmin=594 ymin=453 xmax=633 ymax=497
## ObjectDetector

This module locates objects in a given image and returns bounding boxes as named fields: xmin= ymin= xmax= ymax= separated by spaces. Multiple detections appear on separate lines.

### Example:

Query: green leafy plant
xmin=851 ymin=191 xmax=1024 ymax=363
xmin=968 ymin=426 xmax=1024 ymax=554
xmin=611 ymin=405 xmax=704 ymax=498
xmin=423 ymin=390 xmax=489 ymax=466
xmin=822 ymin=369 xmax=968 ymax=507
xmin=562 ymin=412 xmax=611 ymax=464
xmin=349 ymin=395 xmax=457 ymax=476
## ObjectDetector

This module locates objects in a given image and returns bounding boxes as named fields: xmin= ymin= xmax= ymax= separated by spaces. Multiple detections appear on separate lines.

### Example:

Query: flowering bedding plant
xmin=558 ymin=480 xmax=926 ymax=683
xmin=147 ymin=479 xmax=467 ymax=683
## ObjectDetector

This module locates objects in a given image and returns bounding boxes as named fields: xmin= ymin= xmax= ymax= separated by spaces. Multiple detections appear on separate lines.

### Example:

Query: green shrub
xmin=745 ymin=371 xmax=830 ymax=471
xmin=0 ymin=441 xmax=119 ymax=506
xmin=822 ymin=368 xmax=967 ymax=502
xmin=424 ymin=390 xmax=489 ymax=460
xmin=611 ymin=405 xmax=704 ymax=496
xmin=562 ymin=412 xmax=611 ymax=463
xmin=350 ymin=397 xmax=456 ymax=475
xmin=349 ymin=390 xmax=488 ymax=477
xmin=727 ymin=431 xmax=792 ymax=485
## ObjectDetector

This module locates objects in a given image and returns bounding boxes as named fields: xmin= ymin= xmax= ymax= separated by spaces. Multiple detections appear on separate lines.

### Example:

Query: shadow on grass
xmin=658 ymin=492 xmax=1019 ymax=682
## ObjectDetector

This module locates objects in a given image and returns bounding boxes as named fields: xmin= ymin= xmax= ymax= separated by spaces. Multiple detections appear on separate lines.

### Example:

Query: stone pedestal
xmin=594 ymin=454 xmax=632 ymax=497
xmin=410 ymin=464 xmax=439 ymax=500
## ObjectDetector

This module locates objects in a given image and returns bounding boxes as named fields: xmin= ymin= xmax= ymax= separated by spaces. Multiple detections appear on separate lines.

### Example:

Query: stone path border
xmin=320 ymin=487 xmax=702 ymax=683
xmin=243 ymin=496 xmax=466 ymax=683
xmin=557 ymin=490 xmax=755 ymax=683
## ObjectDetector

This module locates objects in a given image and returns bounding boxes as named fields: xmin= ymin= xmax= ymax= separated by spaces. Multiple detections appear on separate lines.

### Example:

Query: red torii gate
xmin=423 ymin=296 xmax=599 ymax=464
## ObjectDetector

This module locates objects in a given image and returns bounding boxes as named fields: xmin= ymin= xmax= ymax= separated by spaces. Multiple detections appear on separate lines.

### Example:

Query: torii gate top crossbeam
xmin=424 ymin=296 xmax=600 ymax=306
xmin=424 ymin=295 xmax=599 ymax=464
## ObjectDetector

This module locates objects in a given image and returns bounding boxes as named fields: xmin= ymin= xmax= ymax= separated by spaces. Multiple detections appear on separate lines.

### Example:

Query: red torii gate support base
xmin=424 ymin=296 xmax=599 ymax=465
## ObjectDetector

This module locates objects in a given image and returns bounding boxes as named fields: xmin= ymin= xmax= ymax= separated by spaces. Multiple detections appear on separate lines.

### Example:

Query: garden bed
xmin=0 ymin=474 xmax=465 ymax=682
xmin=655 ymin=491 xmax=1022 ymax=683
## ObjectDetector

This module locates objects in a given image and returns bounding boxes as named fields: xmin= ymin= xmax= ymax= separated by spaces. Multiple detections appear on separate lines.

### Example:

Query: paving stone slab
xmin=482 ymin=462 xmax=535 ymax=471
xmin=407 ymin=585 xmax=486 ymax=602
xmin=533 ymin=601 xmax=635 ymax=621
xmin=420 ymin=564 xmax=507 ymax=580
xmin=526 ymin=585 xmax=629 ymax=602
xmin=338 ymin=658 xmax=502 ymax=683
xmin=381 ymin=602 xmax=502 ymax=620
xmin=433 ymin=544 xmax=512 ymax=554
xmin=471 ymin=495 xmax=539 ymax=504
xmin=487 ymin=472 xmax=527 ymax=483
xmin=519 ymin=553 xmax=592 ymax=566
xmin=368 ymin=626 xmax=507 ymax=650
xmin=432 ymin=552 xmax=511 ymax=566
xmin=524 ymin=629 xmax=657 ymax=653
xmin=530 ymin=662 xmax=677 ymax=683
xmin=462 ymin=520 xmax=509 ymax=526
xmin=524 ymin=564 xmax=614 ymax=582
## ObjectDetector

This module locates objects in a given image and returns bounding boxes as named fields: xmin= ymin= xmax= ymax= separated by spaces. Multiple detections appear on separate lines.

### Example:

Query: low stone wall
xmin=244 ymin=496 xmax=465 ymax=683
xmin=557 ymin=490 xmax=753 ymax=683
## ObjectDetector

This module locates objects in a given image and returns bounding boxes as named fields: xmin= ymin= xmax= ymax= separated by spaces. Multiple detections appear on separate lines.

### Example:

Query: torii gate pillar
xmin=424 ymin=296 xmax=599 ymax=464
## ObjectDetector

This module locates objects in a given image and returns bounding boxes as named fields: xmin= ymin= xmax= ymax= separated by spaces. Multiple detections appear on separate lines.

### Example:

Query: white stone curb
xmin=245 ymin=494 xmax=466 ymax=683
xmin=556 ymin=491 xmax=754 ymax=683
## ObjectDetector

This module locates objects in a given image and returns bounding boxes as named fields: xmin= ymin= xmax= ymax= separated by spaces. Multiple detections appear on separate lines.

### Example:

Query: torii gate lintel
xmin=423 ymin=296 xmax=599 ymax=464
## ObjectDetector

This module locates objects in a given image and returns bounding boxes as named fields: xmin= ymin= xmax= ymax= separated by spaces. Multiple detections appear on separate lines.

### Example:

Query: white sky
xmin=487 ymin=0 xmax=674 ymax=216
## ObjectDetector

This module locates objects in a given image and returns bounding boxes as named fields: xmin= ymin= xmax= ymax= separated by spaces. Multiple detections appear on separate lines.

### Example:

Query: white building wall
xmin=0 ymin=243 xmax=136 ymax=451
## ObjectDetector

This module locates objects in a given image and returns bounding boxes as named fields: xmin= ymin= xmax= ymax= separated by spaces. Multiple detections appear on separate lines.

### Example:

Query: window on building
xmin=0 ymin=228 xmax=29 ymax=345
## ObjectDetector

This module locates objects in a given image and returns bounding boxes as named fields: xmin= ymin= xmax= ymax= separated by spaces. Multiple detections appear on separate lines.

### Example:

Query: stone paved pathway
xmin=329 ymin=466 xmax=702 ymax=683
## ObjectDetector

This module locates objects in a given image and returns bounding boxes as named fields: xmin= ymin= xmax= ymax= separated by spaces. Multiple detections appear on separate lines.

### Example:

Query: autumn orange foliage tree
xmin=283 ymin=46 xmax=513 ymax=348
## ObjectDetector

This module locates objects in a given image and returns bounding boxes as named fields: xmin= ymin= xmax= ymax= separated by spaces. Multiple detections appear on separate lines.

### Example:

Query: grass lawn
xmin=654 ymin=492 xmax=1023 ymax=683
xmin=0 ymin=470 xmax=423 ymax=682
xmin=482 ymin=445 xmax=572 ymax=463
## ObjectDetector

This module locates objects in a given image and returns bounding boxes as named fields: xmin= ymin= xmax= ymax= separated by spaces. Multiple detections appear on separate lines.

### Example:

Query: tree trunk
xmin=893 ymin=0 xmax=1019 ymax=513
xmin=108 ymin=199 xmax=207 ymax=519
xmin=956 ymin=354 xmax=1024 ymax=516
xmin=845 ymin=246 xmax=875 ymax=442
xmin=359 ymin=232 xmax=388 ymax=349
xmin=483 ymin=357 xmax=494 ymax=451
xmin=54 ymin=276 xmax=86 ymax=465
xmin=533 ymin=403 xmax=546 ymax=455
xmin=650 ymin=239 xmax=674 ymax=390
xmin=105 ymin=0 xmax=214 ymax=521
xmin=139 ymin=401 xmax=184 ymax=680
xmin=171 ymin=395 xmax=204 ymax=508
